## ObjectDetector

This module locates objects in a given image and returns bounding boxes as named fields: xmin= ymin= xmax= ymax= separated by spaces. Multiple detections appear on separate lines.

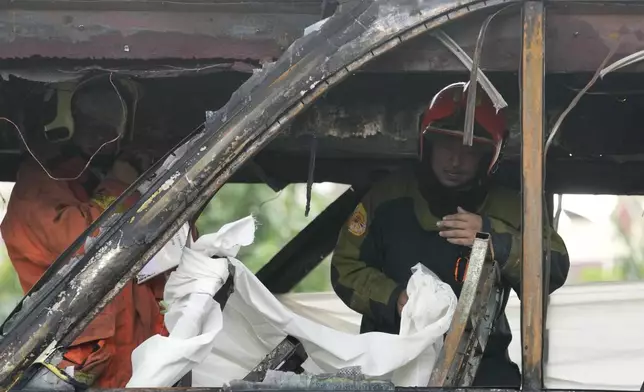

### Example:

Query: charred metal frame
xmin=1 ymin=1 xmax=524 ymax=388
xmin=243 ymin=336 xmax=308 ymax=383
xmin=1 ymin=0 xmax=640 ymax=391
xmin=0 ymin=4 xmax=321 ymax=62
xmin=521 ymin=1 xmax=546 ymax=390
xmin=429 ymin=233 xmax=504 ymax=387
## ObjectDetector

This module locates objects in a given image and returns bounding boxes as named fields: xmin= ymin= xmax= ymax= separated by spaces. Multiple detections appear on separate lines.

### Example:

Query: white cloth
xmin=276 ymin=293 xmax=362 ymax=334
xmin=127 ymin=216 xmax=255 ymax=387
xmin=137 ymin=223 xmax=191 ymax=284
xmin=394 ymin=264 xmax=454 ymax=386
xmin=281 ymin=284 xmax=644 ymax=391
xmin=128 ymin=216 xmax=457 ymax=388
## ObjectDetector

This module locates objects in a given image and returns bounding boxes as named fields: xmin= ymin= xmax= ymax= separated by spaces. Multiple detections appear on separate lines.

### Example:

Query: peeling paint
xmin=185 ymin=174 xmax=195 ymax=187
xmin=137 ymin=172 xmax=181 ymax=213
xmin=136 ymin=188 xmax=162 ymax=214
xmin=318 ymin=121 xmax=383 ymax=139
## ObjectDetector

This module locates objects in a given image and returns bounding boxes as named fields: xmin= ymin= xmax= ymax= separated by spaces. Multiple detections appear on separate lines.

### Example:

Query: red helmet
xmin=420 ymin=82 xmax=507 ymax=174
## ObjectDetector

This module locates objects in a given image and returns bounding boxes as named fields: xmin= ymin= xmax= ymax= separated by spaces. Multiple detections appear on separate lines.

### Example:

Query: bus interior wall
xmin=1 ymin=71 xmax=644 ymax=194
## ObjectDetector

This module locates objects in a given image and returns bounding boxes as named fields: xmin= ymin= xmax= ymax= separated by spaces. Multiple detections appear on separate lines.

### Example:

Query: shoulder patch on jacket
xmin=348 ymin=203 xmax=367 ymax=236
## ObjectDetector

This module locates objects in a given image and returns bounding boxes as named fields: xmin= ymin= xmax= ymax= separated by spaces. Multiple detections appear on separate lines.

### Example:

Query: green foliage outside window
xmin=0 ymin=183 xmax=341 ymax=323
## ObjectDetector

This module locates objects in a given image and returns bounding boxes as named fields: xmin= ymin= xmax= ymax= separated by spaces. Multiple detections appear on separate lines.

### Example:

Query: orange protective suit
xmin=1 ymin=156 xmax=167 ymax=388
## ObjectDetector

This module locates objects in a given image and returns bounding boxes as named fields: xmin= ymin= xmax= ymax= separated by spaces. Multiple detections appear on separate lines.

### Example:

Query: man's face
xmin=430 ymin=135 xmax=485 ymax=188
xmin=72 ymin=122 xmax=121 ymax=156
xmin=71 ymin=87 xmax=125 ymax=156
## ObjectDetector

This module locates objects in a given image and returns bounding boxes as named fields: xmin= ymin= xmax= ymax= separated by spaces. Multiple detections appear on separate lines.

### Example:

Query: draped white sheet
xmin=128 ymin=216 xmax=457 ymax=388
xmin=281 ymin=284 xmax=644 ymax=391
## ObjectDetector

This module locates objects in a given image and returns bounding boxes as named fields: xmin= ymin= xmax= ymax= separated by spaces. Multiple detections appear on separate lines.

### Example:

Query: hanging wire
xmin=431 ymin=30 xmax=507 ymax=111
xmin=255 ymin=189 xmax=284 ymax=214
xmin=463 ymin=4 xmax=515 ymax=146
xmin=541 ymin=43 xmax=620 ymax=336
xmin=545 ymin=44 xmax=620 ymax=155
xmin=600 ymin=49 xmax=644 ymax=78
xmin=553 ymin=194 xmax=563 ymax=231
xmin=305 ymin=135 xmax=317 ymax=217
xmin=0 ymin=73 xmax=126 ymax=182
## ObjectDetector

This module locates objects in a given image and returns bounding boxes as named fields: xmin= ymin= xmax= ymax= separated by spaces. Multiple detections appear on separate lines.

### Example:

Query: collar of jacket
xmin=414 ymin=163 xmax=490 ymax=220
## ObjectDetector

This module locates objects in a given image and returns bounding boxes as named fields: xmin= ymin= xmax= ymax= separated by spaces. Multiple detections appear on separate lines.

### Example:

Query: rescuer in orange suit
xmin=1 ymin=76 xmax=168 ymax=389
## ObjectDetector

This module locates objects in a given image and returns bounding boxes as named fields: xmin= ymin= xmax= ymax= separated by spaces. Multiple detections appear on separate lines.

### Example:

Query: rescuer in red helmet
xmin=331 ymin=82 xmax=570 ymax=387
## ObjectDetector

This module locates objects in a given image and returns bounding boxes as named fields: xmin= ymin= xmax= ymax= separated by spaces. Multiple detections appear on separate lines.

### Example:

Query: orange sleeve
xmin=21 ymin=175 xmax=136 ymax=262
xmin=15 ymin=164 xmax=139 ymax=385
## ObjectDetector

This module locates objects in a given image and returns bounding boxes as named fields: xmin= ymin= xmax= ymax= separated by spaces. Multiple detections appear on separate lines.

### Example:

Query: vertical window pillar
xmin=521 ymin=1 xmax=546 ymax=390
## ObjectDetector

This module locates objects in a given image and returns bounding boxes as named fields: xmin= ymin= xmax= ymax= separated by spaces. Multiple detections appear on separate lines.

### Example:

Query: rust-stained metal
xmin=429 ymin=233 xmax=503 ymax=387
xmin=367 ymin=5 xmax=644 ymax=73
xmin=520 ymin=1 xmax=545 ymax=390
xmin=1 ymin=3 xmax=643 ymax=70
xmin=0 ymin=0 xmax=324 ymax=13
xmin=0 ymin=9 xmax=318 ymax=60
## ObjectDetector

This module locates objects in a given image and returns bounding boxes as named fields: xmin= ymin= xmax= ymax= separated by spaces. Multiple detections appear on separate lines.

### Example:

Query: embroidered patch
xmin=348 ymin=203 xmax=367 ymax=236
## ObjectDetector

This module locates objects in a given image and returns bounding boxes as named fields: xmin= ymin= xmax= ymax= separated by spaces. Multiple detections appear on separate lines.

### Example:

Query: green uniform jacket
xmin=331 ymin=167 xmax=570 ymax=386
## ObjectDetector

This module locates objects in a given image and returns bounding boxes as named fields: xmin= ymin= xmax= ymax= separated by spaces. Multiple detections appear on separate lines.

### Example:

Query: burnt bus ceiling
xmin=3 ymin=72 xmax=644 ymax=194
xmin=0 ymin=1 xmax=644 ymax=193
xmin=0 ymin=2 xmax=642 ymax=72
xmin=366 ymin=4 xmax=644 ymax=74
xmin=264 ymin=72 xmax=644 ymax=159
xmin=242 ymin=72 xmax=644 ymax=195
xmin=0 ymin=0 xmax=328 ymax=13
xmin=0 ymin=2 xmax=322 ymax=61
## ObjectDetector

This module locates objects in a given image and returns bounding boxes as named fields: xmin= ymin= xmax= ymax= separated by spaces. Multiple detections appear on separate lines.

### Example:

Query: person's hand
xmin=397 ymin=290 xmax=409 ymax=315
xmin=437 ymin=206 xmax=483 ymax=247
